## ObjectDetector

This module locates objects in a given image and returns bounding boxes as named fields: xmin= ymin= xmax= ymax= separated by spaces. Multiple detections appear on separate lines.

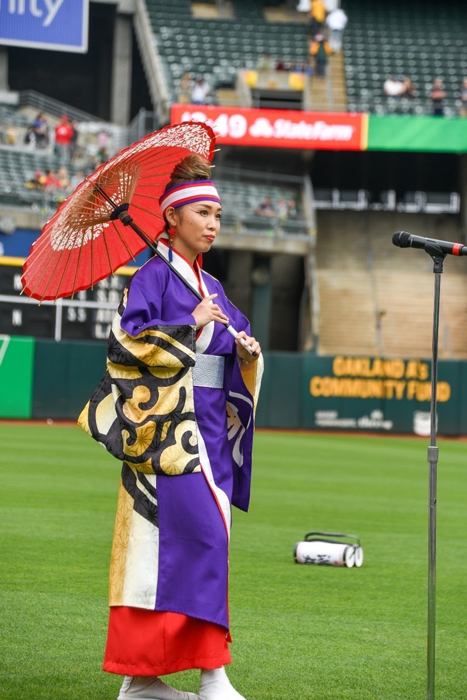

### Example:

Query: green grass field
xmin=1 ymin=425 xmax=466 ymax=700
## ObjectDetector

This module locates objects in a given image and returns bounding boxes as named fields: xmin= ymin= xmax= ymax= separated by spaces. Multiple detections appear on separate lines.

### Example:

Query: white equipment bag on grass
xmin=294 ymin=531 xmax=363 ymax=568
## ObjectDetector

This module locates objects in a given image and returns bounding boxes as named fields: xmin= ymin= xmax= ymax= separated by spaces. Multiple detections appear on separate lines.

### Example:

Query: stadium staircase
xmin=343 ymin=0 xmax=467 ymax=116
xmin=308 ymin=54 xmax=347 ymax=112
xmin=316 ymin=211 xmax=467 ymax=359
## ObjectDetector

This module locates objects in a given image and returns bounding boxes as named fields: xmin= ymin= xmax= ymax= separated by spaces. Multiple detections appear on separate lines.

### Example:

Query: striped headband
xmin=159 ymin=180 xmax=221 ymax=217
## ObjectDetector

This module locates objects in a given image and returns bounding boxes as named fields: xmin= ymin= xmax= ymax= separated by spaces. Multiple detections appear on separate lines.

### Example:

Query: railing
xmin=19 ymin=90 xmax=104 ymax=124
xmin=18 ymin=89 xmax=129 ymax=153
xmin=127 ymin=108 xmax=159 ymax=146
xmin=313 ymin=189 xmax=461 ymax=214
xmin=214 ymin=166 xmax=310 ymax=239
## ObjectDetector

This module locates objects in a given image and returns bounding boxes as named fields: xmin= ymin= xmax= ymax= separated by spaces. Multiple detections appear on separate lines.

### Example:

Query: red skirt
xmin=103 ymin=607 xmax=232 ymax=677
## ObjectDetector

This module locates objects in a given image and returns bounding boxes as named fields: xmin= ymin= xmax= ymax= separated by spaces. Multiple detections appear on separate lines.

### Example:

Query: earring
xmin=168 ymin=227 xmax=176 ymax=263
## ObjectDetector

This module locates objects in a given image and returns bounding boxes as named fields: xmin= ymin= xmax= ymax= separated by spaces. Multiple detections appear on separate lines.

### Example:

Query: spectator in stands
xmin=98 ymin=129 xmax=108 ymax=152
xmin=459 ymin=78 xmax=467 ymax=117
xmin=30 ymin=112 xmax=49 ymax=149
xmin=70 ymin=169 xmax=85 ymax=191
xmin=54 ymin=115 xmax=74 ymax=161
xmin=58 ymin=167 xmax=71 ymax=192
xmin=383 ymin=77 xmax=405 ymax=97
xmin=287 ymin=199 xmax=298 ymax=218
xmin=24 ymin=125 xmax=35 ymax=146
xmin=299 ymin=61 xmax=313 ymax=76
xmin=25 ymin=170 xmax=46 ymax=190
xmin=310 ymin=34 xmax=332 ymax=78
xmin=401 ymin=77 xmax=415 ymax=97
xmin=96 ymin=129 xmax=110 ymax=164
xmin=190 ymin=75 xmax=210 ymax=105
xmin=308 ymin=0 xmax=326 ymax=36
xmin=258 ymin=54 xmax=274 ymax=71
xmin=255 ymin=196 xmax=276 ymax=218
xmin=5 ymin=126 xmax=17 ymax=145
xmin=275 ymin=59 xmax=286 ymax=71
xmin=178 ymin=72 xmax=193 ymax=103
xmin=98 ymin=145 xmax=109 ymax=165
xmin=429 ymin=78 xmax=446 ymax=117
xmin=70 ymin=119 xmax=79 ymax=161
xmin=44 ymin=169 xmax=60 ymax=189
xmin=326 ymin=7 xmax=348 ymax=53
xmin=277 ymin=198 xmax=289 ymax=222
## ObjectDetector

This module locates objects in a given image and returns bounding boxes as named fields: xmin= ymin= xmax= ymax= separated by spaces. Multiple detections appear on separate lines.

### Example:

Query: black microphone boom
xmin=392 ymin=230 xmax=467 ymax=257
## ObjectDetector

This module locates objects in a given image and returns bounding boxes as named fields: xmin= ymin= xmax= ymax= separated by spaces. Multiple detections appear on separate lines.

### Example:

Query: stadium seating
xmin=0 ymin=147 xmax=80 ymax=208
xmin=215 ymin=174 xmax=306 ymax=236
xmin=0 ymin=104 xmax=29 ymax=128
xmin=145 ymin=0 xmax=310 ymax=102
xmin=343 ymin=0 xmax=467 ymax=116
xmin=0 ymin=143 xmax=307 ymax=236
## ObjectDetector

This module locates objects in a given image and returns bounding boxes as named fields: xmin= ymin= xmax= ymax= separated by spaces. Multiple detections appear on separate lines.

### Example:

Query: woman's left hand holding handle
xmin=235 ymin=331 xmax=261 ymax=363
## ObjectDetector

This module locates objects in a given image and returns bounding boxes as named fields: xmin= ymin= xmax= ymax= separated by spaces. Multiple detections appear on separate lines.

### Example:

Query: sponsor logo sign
xmin=299 ymin=354 xmax=461 ymax=434
xmin=0 ymin=0 xmax=89 ymax=53
xmin=171 ymin=104 xmax=367 ymax=151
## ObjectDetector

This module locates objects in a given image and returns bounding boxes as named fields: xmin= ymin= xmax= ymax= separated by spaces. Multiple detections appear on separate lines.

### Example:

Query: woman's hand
xmin=235 ymin=331 xmax=261 ymax=364
xmin=192 ymin=294 xmax=229 ymax=329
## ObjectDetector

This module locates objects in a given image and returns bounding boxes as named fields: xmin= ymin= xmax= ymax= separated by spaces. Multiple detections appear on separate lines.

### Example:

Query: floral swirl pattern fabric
xmin=78 ymin=285 xmax=201 ymax=477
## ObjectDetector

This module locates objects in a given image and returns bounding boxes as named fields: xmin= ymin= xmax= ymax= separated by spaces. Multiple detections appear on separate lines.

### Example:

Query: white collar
xmin=155 ymin=238 xmax=214 ymax=353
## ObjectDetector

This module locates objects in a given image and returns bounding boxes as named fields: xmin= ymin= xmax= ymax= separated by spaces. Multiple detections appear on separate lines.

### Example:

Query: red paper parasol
xmin=21 ymin=121 xmax=216 ymax=301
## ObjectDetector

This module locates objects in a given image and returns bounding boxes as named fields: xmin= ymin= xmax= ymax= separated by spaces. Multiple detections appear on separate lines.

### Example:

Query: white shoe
xmin=118 ymin=675 xmax=199 ymax=700
xmin=199 ymin=667 xmax=247 ymax=700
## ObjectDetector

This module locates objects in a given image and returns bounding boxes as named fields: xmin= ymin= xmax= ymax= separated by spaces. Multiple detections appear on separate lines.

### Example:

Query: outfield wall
xmin=1 ymin=336 xmax=466 ymax=436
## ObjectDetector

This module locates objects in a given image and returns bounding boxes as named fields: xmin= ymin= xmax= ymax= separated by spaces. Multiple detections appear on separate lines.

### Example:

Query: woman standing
xmin=79 ymin=154 xmax=263 ymax=700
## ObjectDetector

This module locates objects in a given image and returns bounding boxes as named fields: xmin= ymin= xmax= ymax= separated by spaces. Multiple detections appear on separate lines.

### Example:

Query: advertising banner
xmin=171 ymin=104 xmax=367 ymax=151
xmin=171 ymin=106 xmax=467 ymax=154
xmin=0 ymin=335 xmax=35 ymax=418
xmin=0 ymin=0 xmax=89 ymax=53
xmin=301 ymin=355 xmax=461 ymax=436
xmin=367 ymin=115 xmax=467 ymax=153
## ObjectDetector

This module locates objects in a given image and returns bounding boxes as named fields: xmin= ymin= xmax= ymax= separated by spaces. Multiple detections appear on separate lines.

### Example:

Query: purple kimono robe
xmin=79 ymin=241 xmax=263 ymax=631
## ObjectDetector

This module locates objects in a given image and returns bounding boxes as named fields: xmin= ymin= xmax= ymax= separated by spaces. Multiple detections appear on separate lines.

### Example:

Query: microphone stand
xmin=425 ymin=242 xmax=446 ymax=700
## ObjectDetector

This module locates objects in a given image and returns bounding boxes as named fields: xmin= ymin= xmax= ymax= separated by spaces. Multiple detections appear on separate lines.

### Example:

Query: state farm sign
xmin=171 ymin=105 xmax=367 ymax=151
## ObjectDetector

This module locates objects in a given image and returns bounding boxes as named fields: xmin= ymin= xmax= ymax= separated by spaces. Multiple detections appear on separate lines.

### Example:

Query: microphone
xmin=392 ymin=231 xmax=467 ymax=257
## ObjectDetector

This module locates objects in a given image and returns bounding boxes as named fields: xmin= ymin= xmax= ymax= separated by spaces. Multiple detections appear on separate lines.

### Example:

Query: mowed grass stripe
xmin=0 ymin=426 xmax=465 ymax=699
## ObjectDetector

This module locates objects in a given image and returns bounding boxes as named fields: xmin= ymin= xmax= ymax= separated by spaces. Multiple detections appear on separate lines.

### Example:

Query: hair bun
xmin=168 ymin=153 xmax=211 ymax=189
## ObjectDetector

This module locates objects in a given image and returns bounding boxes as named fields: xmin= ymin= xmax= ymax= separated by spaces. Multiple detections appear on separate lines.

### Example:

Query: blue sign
xmin=0 ymin=0 xmax=89 ymax=53
xmin=0 ymin=228 xmax=150 ymax=268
